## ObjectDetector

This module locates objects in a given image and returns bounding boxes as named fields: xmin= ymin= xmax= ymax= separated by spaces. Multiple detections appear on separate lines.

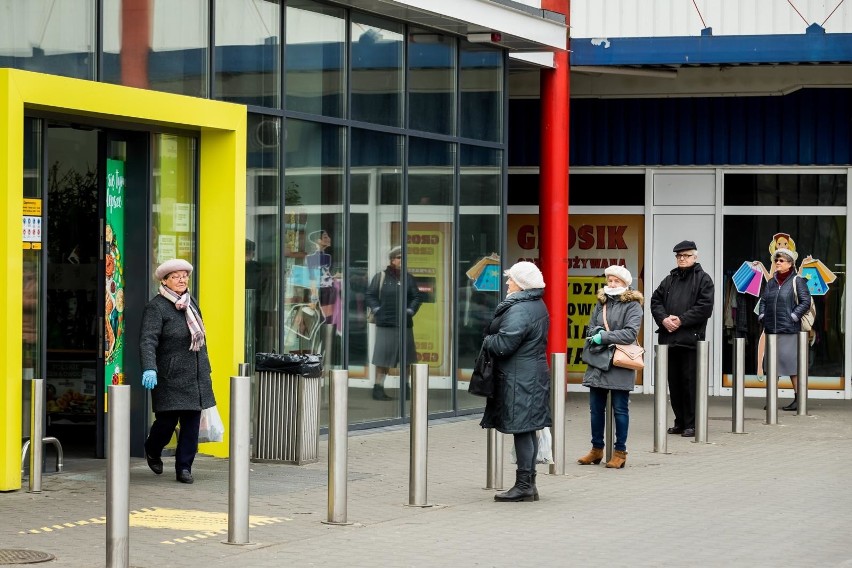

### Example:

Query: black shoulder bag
xmin=468 ymin=343 xmax=494 ymax=397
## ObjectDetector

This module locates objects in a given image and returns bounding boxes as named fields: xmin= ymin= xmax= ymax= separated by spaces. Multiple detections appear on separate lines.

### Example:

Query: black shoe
xmin=145 ymin=452 xmax=163 ymax=475
xmin=782 ymin=400 xmax=798 ymax=411
xmin=176 ymin=469 xmax=194 ymax=484
xmin=681 ymin=428 xmax=695 ymax=437
xmin=372 ymin=385 xmax=392 ymax=401
xmin=494 ymin=472 xmax=535 ymax=503
xmin=667 ymin=426 xmax=684 ymax=435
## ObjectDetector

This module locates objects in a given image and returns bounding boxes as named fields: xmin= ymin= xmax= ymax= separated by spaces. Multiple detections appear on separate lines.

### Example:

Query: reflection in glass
xmin=408 ymin=138 xmax=455 ymax=412
xmin=724 ymin=174 xmax=847 ymax=207
xmin=285 ymin=0 xmax=346 ymax=117
xmin=349 ymin=129 xmax=403 ymax=423
xmin=0 ymin=0 xmax=95 ymax=79
xmin=721 ymin=215 xmax=845 ymax=389
xmin=351 ymin=13 xmax=404 ymax=127
xmin=214 ymin=0 xmax=280 ymax=107
xmin=457 ymin=146 xmax=502 ymax=410
xmin=460 ymin=42 xmax=503 ymax=142
xmin=408 ymin=29 xmax=455 ymax=135
xmin=103 ymin=0 xmax=209 ymax=97
xmin=246 ymin=114 xmax=281 ymax=365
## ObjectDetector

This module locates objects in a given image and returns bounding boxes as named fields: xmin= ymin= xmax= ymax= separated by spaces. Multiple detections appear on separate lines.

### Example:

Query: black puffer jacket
xmin=140 ymin=295 xmax=216 ymax=413
xmin=759 ymin=273 xmax=811 ymax=334
xmin=650 ymin=263 xmax=715 ymax=346
xmin=480 ymin=289 xmax=552 ymax=434
xmin=365 ymin=267 xmax=422 ymax=328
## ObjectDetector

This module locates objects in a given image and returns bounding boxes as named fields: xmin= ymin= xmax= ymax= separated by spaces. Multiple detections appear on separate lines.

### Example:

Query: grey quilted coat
xmin=140 ymin=295 xmax=216 ymax=413
xmin=582 ymin=288 xmax=644 ymax=391
xmin=480 ymin=289 xmax=552 ymax=434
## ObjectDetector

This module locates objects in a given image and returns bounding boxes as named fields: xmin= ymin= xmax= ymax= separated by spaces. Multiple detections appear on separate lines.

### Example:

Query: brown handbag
xmin=602 ymin=303 xmax=645 ymax=370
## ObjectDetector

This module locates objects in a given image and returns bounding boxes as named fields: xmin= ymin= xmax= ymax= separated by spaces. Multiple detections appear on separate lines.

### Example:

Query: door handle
xmin=98 ymin=316 xmax=105 ymax=360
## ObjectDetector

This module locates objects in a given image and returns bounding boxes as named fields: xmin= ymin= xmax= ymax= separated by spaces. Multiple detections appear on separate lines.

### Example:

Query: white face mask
xmin=603 ymin=285 xmax=627 ymax=296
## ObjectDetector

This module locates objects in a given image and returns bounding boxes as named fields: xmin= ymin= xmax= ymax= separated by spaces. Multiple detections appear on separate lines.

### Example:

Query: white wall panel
xmin=572 ymin=0 xmax=852 ymax=38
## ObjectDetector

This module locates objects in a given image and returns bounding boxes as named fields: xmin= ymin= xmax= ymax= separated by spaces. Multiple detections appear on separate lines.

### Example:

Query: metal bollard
xmin=653 ymin=345 xmax=669 ymax=453
xmin=694 ymin=340 xmax=710 ymax=443
xmin=238 ymin=362 xmax=251 ymax=377
xmin=325 ymin=369 xmax=351 ymax=525
xmin=227 ymin=374 xmax=251 ymax=544
xmin=28 ymin=379 xmax=44 ymax=493
xmin=106 ymin=385 xmax=130 ymax=568
xmin=484 ymin=429 xmax=504 ymax=490
xmin=604 ymin=392 xmax=613 ymax=462
xmin=732 ymin=337 xmax=746 ymax=434
xmin=549 ymin=353 xmax=567 ymax=475
xmin=408 ymin=364 xmax=430 ymax=507
xmin=797 ymin=331 xmax=809 ymax=416
xmin=766 ymin=334 xmax=778 ymax=424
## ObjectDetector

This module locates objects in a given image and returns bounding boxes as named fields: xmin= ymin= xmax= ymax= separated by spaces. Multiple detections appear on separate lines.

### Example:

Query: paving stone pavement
xmin=2 ymin=394 xmax=851 ymax=567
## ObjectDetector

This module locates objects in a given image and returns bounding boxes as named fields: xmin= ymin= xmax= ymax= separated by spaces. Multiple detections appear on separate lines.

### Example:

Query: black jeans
xmin=668 ymin=346 xmax=697 ymax=429
xmin=145 ymin=410 xmax=202 ymax=472
xmin=513 ymin=431 xmax=539 ymax=474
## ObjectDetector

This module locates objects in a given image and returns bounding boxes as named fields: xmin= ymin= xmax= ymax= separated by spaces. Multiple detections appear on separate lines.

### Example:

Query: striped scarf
xmin=159 ymin=285 xmax=206 ymax=352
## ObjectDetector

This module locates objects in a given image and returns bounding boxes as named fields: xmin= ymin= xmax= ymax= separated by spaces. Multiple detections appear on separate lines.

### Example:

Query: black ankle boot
xmin=494 ymin=471 xmax=535 ymax=502
xmin=531 ymin=472 xmax=539 ymax=501
xmin=372 ymin=384 xmax=392 ymax=401
xmin=782 ymin=398 xmax=798 ymax=411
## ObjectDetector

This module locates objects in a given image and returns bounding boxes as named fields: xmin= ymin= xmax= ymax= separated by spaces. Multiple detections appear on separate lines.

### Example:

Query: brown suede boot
xmin=577 ymin=447 xmax=604 ymax=465
xmin=606 ymin=450 xmax=627 ymax=469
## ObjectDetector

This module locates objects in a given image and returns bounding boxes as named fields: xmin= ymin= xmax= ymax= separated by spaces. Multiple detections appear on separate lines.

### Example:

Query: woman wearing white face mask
xmin=578 ymin=265 xmax=644 ymax=469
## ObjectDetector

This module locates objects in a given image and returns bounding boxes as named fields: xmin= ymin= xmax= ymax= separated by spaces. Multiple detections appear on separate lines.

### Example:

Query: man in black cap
xmin=650 ymin=240 xmax=715 ymax=437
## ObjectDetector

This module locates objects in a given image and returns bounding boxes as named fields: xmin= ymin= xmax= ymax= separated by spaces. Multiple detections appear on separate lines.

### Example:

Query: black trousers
xmin=513 ymin=431 xmax=539 ymax=474
xmin=145 ymin=410 xmax=202 ymax=473
xmin=668 ymin=346 xmax=697 ymax=429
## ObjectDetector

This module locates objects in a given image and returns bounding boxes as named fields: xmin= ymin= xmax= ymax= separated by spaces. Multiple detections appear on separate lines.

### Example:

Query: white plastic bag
xmin=509 ymin=428 xmax=555 ymax=465
xmin=198 ymin=405 xmax=225 ymax=443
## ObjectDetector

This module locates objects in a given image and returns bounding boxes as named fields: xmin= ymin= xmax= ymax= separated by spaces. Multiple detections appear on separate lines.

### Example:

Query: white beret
xmin=155 ymin=258 xmax=193 ymax=280
xmin=504 ymin=261 xmax=546 ymax=290
xmin=604 ymin=265 xmax=633 ymax=288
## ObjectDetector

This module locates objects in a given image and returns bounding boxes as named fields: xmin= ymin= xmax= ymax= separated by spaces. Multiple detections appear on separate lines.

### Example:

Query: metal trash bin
xmin=254 ymin=353 xmax=323 ymax=465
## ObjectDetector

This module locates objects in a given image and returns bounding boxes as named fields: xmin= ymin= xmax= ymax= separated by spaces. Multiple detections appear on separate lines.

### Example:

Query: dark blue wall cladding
xmin=509 ymin=89 xmax=852 ymax=167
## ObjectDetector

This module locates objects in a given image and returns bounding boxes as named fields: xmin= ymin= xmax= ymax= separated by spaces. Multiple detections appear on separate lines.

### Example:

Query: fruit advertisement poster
xmin=105 ymin=159 xmax=126 ymax=387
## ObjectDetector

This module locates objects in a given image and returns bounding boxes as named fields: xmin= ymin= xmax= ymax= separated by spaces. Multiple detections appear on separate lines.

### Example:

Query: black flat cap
xmin=673 ymin=240 xmax=697 ymax=252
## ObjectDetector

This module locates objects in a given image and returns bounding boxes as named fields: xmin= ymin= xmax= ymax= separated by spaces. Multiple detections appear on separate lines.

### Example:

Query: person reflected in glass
xmin=365 ymin=246 xmax=422 ymax=401
xmin=758 ymin=248 xmax=811 ymax=411
xmin=480 ymin=261 xmax=551 ymax=502
xmin=140 ymin=259 xmax=216 ymax=484
xmin=579 ymin=266 xmax=643 ymax=469
xmin=306 ymin=229 xmax=340 ymax=323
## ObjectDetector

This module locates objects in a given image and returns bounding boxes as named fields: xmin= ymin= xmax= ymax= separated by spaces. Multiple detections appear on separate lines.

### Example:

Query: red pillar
xmin=121 ymin=0 xmax=151 ymax=89
xmin=539 ymin=1 xmax=570 ymax=361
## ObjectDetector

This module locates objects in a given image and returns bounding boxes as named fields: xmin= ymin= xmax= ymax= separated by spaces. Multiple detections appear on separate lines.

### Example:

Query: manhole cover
xmin=0 ymin=549 xmax=55 ymax=565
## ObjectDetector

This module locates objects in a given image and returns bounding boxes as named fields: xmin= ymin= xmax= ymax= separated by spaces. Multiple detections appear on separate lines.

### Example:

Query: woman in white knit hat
xmin=480 ymin=261 xmax=551 ymax=502
xmin=139 ymin=258 xmax=216 ymax=484
xmin=578 ymin=265 xmax=643 ymax=469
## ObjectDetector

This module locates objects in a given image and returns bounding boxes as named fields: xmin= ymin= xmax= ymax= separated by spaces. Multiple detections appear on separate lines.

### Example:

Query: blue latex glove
xmin=142 ymin=370 xmax=158 ymax=390
xmin=590 ymin=332 xmax=603 ymax=345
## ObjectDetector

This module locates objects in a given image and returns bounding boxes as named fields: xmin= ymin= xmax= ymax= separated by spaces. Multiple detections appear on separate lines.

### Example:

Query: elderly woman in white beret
xmin=480 ymin=261 xmax=551 ymax=502
xmin=139 ymin=259 xmax=216 ymax=484
xmin=578 ymin=265 xmax=643 ymax=469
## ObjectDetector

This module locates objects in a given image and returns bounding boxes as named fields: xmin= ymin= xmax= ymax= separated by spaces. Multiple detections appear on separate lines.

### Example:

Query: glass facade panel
xmin=724 ymin=174 xmax=847 ymax=206
xmin=457 ymin=146 xmax=502 ymax=409
xmin=721 ymin=215 xmax=845 ymax=389
xmin=285 ymin=0 xmax=346 ymax=117
xmin=349 ymin=128 xmax=403 ymax=422
xmin=408 ymin=28 xmax=455 ymax=135
xmin=351 ymin=14 xmax=404 ymax=127
xmin=459 ymin=42 xmax=503 ymax=142
xmin=0 ymin=0 xmax=95 ymax=79
xmin=214 ymin=0 xmax=280 ymax=107
xmin=408 ymin=138 xmax=455 ymax=413
xmin=151 ymin=134 xmax=198 ymax=295
xmin=104 ymin=0 xmax=209 ymax=97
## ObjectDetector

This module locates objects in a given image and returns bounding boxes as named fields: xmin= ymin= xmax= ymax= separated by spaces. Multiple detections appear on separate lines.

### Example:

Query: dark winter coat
xmin=759 ymin=273 xmax=811 ymax=334
xmin=480 ymin=289 xmax=552 ymax=434
xmin=140 ymin=295 xmax=216 ymax=413
xmin=582 ymin=288 xmax=644 ymax=391
xmin=365 ymin=267 xmax=423 ymax=328
xmin=650 ymin=263 xmax=715 ymax=347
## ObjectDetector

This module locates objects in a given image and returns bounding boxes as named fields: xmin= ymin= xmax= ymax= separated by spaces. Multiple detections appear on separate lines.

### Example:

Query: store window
xmin=214 ymin=0 xmax=280 ymax=107
xmin=408 ymin=28 xmax=456 ymax=135
xmin=508 ymin=173 xmax=645 ymax=206
xmin=2 ymin=0 xmax=95 ymax=80
xmin=724 ymin=173 xmax=847 ymax=207
xmin=459 ymin=42 xmax=503 ymax=142
xmin=285 ymin=0 xmax=346 ymax=117
xmin=351 ymin=13 xmax=404 ymax=127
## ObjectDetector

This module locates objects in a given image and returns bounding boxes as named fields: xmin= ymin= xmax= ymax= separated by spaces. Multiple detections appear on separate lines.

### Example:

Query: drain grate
xmin=0 ymin=550 xmax=55 ymax=565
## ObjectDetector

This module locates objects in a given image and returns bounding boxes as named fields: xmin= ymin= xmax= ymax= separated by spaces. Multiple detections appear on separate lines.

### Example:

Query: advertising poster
xmin=105 ymin=158 xmax=126 ymax=387
xmin=408 ymin=224 xmax=449 ymax=375
xmin=508 ymin=214 xmax=645 ymax=382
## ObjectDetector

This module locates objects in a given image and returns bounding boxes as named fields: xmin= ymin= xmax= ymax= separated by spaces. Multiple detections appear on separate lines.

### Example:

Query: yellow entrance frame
xmin=0 ymin=69 xmax=246 ymax=491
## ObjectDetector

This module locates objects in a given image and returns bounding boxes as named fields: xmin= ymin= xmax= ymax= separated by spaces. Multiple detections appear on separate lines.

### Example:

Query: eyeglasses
xmin=774 ymin=258 xmax=790 ymax=264
xmin=168 ymin=274 xmax=189 ymax=281
xmin=675 ymin=253 xmax=694 ymax=259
